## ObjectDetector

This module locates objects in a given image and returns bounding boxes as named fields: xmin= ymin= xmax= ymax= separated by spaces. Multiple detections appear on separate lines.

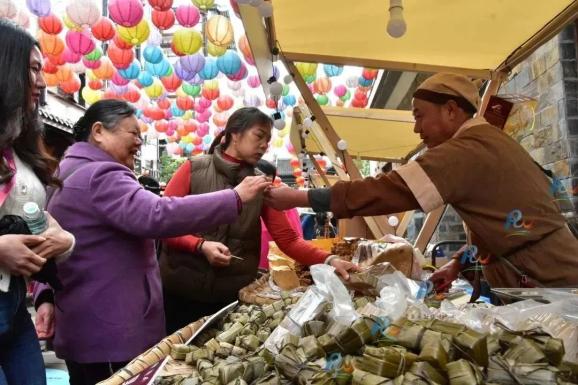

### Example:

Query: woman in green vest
xmin=159 ymin=107 xmax=357 ymax=333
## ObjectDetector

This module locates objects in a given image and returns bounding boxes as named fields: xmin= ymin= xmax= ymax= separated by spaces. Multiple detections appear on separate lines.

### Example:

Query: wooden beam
xmin=414 ymin=206 xmax=446 ymax=253
xmin=396 ymin=210 xmax=415 ymax=238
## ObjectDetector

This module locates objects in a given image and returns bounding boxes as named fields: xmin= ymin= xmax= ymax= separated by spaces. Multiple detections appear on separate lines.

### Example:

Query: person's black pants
xmin=65 ymin=360 xmax=129 ymax=385
xmin=163 ymin=291 xmax=229 ymax=335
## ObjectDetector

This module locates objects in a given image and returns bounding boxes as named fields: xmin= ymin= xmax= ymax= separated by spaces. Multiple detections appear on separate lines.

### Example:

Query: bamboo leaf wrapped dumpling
xmin=446 ymin=359 xmax=484 ymax=385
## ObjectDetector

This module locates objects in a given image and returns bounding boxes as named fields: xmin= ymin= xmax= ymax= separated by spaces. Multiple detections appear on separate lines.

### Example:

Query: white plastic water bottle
xmin=22 ymin=202 xmax=48 ymax=235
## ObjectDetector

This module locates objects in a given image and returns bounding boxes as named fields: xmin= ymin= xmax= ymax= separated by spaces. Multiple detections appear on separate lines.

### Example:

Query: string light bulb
xmin=337 ymin=139 xmax=348 ymax=151
xmin=387 ymin=0 xmax=406 ymax=38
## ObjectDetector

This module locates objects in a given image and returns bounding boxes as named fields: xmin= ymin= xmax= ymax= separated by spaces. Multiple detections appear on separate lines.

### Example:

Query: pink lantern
xmin=333 ymin=84 xmax=347 ymax=98
xmin=197 ymin=123 xmax=209 ymax=137
xmin=82 ymin=58 xmax=101 ymax=69
xmin=194 ymin=103 xmax=205 ymax=114
xmin=247 ymin=75 xmax=260 ymax=88
xmin=62 ymin=47 xmax=82 ymax=64
xmin=66 ymin=30 xmax=95 ymax=55
xmin=26 ymin=0 xmax=51 ymax=17
xmin=175 ymin=5 xmax=200 ymax=28
xmin=66 ymin=0 xmax=100 ymax=27
xmin=198 ymin=97 xmax=211 ymax=109
xmin=196 ymin=109 xmax=211 ymax=123
xmin=14 ymin=9 xmax=31 ymax=29
xmin=0 ymin=0 xmax=17 ymax=19
xmin=108 ymin=0 xmax=143 ymax=28
xmin=112 ymin=70 xmax=130 ymax=86
xmin=168 ymin=120 xmax=179 ymax=132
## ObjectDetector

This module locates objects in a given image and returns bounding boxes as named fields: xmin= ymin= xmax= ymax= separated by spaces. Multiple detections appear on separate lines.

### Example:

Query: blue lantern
xmin=146 ymin=60 xmax=172 ymax=78
xmin=324 ymin=64 xmax=343 ymax=77
xmin=143 ymin=45 xmax=164 ymax=64
xmin=282 ymin=94 xmax=296 ymax=106
xmin=171 ymin=104 xmax=185 ymax=117
xmin=198 ymin=58 xmax=219 ymax=80
xmin=119 ymin=60 xmax=141 ymax=80
xmin=358 ymin=77 xmax=373 ymax=87
xmin=185 ymin=143 xmax=194 ymax=153
xmin=137 ymin=71 xmax=154 ymax=87
xmin=217 ymin=50 xmax=242 ymax=76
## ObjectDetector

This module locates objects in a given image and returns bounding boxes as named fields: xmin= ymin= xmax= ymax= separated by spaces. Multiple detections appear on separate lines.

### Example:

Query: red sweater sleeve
xmin=262 ymin=205 xmax=330 ymax=265
xmin=162 ymin=160 xmax=202 ymax=252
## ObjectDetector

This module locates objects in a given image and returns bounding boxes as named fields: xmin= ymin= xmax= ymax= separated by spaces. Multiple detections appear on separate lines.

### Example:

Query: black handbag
xmin=0 ymin=215 xmax=62 ymax=290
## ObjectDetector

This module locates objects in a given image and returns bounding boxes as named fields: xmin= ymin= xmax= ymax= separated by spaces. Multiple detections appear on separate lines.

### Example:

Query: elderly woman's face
xmin=94 ymin=115 xmax=143 ymax=169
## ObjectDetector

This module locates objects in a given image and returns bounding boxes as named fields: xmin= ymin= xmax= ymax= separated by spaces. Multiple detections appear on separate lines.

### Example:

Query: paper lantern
xmin=362 ymin=68 xmax=378 ymax=80
xmin=59 ymin=74 xmax=81 ymax=94
xmin=170 ymin=104 xmax=185 ymax=118
xmin=137 ymin=71 xmax=154 ymax=87
xmin=43 ymin=72 xmax=58 ymax=87
xmin=201 ymin=87 xmax=219 ymax=101
xmin=84 ymin=47 xmax=103 ymax=61
xmin=179 ymin=54 xmax=205 ymax=74
xmin=108 ymin=43 xmax=134 ymax=70
xmin=39 ymin=33 xmax=64 ymax=58
xmin=93 ymin=57 xmax=115 ymax=80
xmin=176 ymin=96 xmax=194 ymax=111
xmin=108 ymin=0 xmax=143 ymax=28
xmin=55 ymin=65 xmax=73 ymax=83
xmin=316 ymin=94 xmax=329 ymax=106
xmin=151 ymin=9 xmax=175 ymax=31
xmin=295 ymin=176 xmax=305 ymax=185
xmin=112 ymin=70 xmax=130 ymax=86
xmin=82 ymin=57 xmax=101 ymax=69
xmin=289 ymin=158 xmax=299 ymax=168
xmin=192 ymin=0 xmax=214 ymax=11
xmin=295 ymin=62 xmax=317 ymax=78
xmin=66 ymin=30 xmax=95 ymax=55
xmin=173 ymin=61 xmax=194 ymax=81
xmin=216 ymin=50 xmax=241 ymax=76
xmin=247 ymin=75 xmax=260 ymax=89
xmin=143 ymin=45 xmax=163 ymax=64
xmin=358 ymin=77 xmax=373 ymax=87
xmin=333 ymin=84 xmax=347 ymax=98
xmin=42 ymin=61 xmax=58 ymax=75
xmin=172 ymin=28 xmax=202 ymax=55
xmin=0 ymin=0 xmax=16 ymax=18
xmin=345 ymin=76 xmax=358 ymax=88
xmin=155 ymin=120 xmax=168 ymax=133
xmin=226 ymin=64 xmax=247 ymax=81
xmin=38 ymin=14 xmax=62 ymax=35
xmin=206 ymin=15 xmax=233 ymax=48
xmin=266 ymin=98 xmax=277 ymax=109
xmin=92 ymin=17 xmax=115 ymax=41
xmin=198 ymin=98 xmax=211 ymax=110
xmin=216 ymin=95 xmax=234 ymax=111
xmin=175 ymin=4 xmax=200 ymax=28
xmin=113 ymin=34 xmax=133 ymax=50
xmin=88 ymin=79 xmax=103 ymax=90
xmin=182 ymin=83 xmax=201 ymax=97
xmin=118 ymin=60 xmax=141 ymax=80
xmin=282 ymin=95 xmax=296 ymax=107
xmin=82 ymin=87 xmax=102 ymax=104
xmin=27 ymin=0 xmax=50 ymax=17
xmin=66 ymin=0 xmax=100 ymax=27
xmin=161 ymin=73 xmax=182 ymax=92
xmin=62 ymin=14 xmax=81 ymax=31
xmin=314 ymin=77 xmax=332 ymax=95
xmin=145 ymin=59 xmax=172 ymax=77
xmin=117 ymin=19 xmax=150 ymax=46
xmin=123 ymin=85 xmax=141 ymax=103
xmin=62 ymin=47 xmax=82 ymax=64
xmin=207 ymin=42 xmax=227 ymax=57
xmin=292 ymin=168 xmax=302 ymax=177
xmin=238 ymin=37 xmax=255 ymax=66
xmin=145 ymin=79 xmax=164 ymax=99
xmin=198 ymin=58 xmax=218 ymax=80
xmin=157 ymin=98 xmax=170 ymax=109
xmin=243 ymin=94 xmax=261 ymax=107
xmin=148 ymin=0 xmax=173 ymax=11
xmin=323 ymin=64 xmax=343 ymax=77
xmin=147 ymin=28 xmax=163 ymax=46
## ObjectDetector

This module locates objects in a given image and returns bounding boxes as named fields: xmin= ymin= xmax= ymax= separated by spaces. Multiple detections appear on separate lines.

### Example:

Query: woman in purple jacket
xmin=34 ymin=100 xmax=270 ymax=385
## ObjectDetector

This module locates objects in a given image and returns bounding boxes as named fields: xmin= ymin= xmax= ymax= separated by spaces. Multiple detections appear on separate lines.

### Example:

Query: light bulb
xmin=249 ymin=0 xmax=264 ymax=7
xmin=259 ymin=2 xmax=273 ymax=18
xmin=388 ymin=216 xmax=399 ymax=227
xmin=269 ymin=81 xmax=283 ymax=97
xmin=283 ymin=74 xmax=293 ymax=84
xmin=387 ymin=0 xmax=406 ymax=38
xmin=302 ymin=117 xmax=313 ymax=129
xmin=274 ymin=118 xmax=285 ymax=130
xmin=337 ymin=139 xmax=347 ymax=151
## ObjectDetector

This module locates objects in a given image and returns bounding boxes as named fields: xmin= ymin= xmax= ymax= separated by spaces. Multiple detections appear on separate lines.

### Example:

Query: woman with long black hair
xmin=0 ymin=20 xmax=75 ymax=385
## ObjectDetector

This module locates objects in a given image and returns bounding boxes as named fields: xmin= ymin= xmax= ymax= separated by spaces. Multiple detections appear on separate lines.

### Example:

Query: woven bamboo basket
xmin=96 ymin=316 xmax=208 ymax=385
xmin=238 ymin=273 xmax=277 ymax=305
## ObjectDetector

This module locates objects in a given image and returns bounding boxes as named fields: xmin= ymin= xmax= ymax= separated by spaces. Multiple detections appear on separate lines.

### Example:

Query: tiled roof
xmin=39 ymin=108 xmax=74 ymax=134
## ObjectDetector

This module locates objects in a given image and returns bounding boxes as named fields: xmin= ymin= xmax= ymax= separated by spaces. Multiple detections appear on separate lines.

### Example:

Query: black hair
xmin=73 ymin=99 xmax=136 ymax=142
xmin=208 ymin=107 xmax=273 ymax=154
xmin=0 ymin=19 xmax=60 ymax=187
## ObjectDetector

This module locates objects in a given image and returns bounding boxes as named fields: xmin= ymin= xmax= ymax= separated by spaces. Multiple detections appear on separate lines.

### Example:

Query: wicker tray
xmin=238 ymin=272 xmax=310 ymax=305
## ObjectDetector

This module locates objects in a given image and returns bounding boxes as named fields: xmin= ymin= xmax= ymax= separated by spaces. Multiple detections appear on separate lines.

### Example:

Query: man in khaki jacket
xmin=266 ymin=73 xmax=578 ymax=290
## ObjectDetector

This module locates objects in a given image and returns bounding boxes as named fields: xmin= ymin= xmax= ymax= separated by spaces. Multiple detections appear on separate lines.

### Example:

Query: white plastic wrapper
xmin=310 ymin=264 xmax=359 ymax=325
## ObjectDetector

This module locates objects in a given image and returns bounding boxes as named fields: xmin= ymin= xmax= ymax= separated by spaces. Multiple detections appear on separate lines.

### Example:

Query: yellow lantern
xmin=207 ymin=41 xmax=226 ymax=57
xmin=205 ymin=15 xmax=233 ymax=48
xmin=145 ymin=79 xmax=164 ymax=99
xmin=172 ymin=28 xmax=202 ymax=55
xmin=277 ymin=127 xmax=289 ymax=138
xmin=176 ymin=86 xmax=188 ymax=98
xmin=63 ymin=14 xmax=82 ymax=31
xmin=273 ymin=137 xmax=284 ymax=148
xmin=192 ymin=0 xmax=215 ymax=11
xmin=117 ymin=19 xmax=150 ymax=46
xmin=295 ymin=62 xmax=318 ymax=78
xmin=93 ymin=57 xmax=115 ymax=80
xmin=82 ymin=87 xmax=102 ymax=105
xmin=204 ymin=79 xmax=219 ymax=90
xmin=182 ymin=110 xmax=193 ymax=120
xmin=44 ymin=72 xmax=59 ymax=87
xmin=86 ymin=69 xmax=98 ymax=82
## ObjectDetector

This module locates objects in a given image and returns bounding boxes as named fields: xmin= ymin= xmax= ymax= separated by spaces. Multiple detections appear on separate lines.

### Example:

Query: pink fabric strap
xmin=0 ymin=149 xmax=16 ymax=207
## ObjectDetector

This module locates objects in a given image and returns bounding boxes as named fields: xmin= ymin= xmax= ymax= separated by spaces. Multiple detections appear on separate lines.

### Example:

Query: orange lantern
xmin=183 ymin=120 xmax=197 ymax=133
xmin=123 ymin=86 xmax=141 ymax=103
xmin=42 ymin=61 xmax=58 ymax=75
xmin=201 ymin=87 xmax=219 ymax=101
xmin=212 ymin=112 xmax=229 ymax=127
xmin=93 ymin=57 xmax=115 ymax=80
xmin=92 ymin=17 xmax=116 ymax=41
xmin=113 ymin=33 xmax=133 ymax=50
xmin=362 ymin=68 xmax=378 ymax=80
xmin=155 ymin=120 xmax=168 ymax=133
xmin=157 ymin=98 xmax=171 ymax=110
xmin=237 ymin=35 xmax=254 ymax=64
xmin=38 ymin=14 xmax=63 ymax=35
xmin=139 ymin=120 xmax=148 ymax=133
xmin=38 ymin=32 xmax=64 ymax=57
xmin=161 ymin=73 xmax=182 ymax=92
xmin=292 ymin=168 xmax=302 ymax=177
xmin=295 ymin=176 xmax=305 ymax=185
xmin=47 ymin=53 xmax=66 ymax=66
xmin=176 ymin=96 xmax=194 ymax=111
xmin=151 ymin=9 xmax=175 ymax=31
xmin=107 ymin=43 xmax=134 ymax=70
xmin=205 ymin=15 xmax=233 ymax=48
xmin=55 ymin=65 xmax=73 ymax=83
xmin=314 ymin=77 xmax=332 ymax=94
xmin=59 ymin=74 xmax=81 ymax=94
xmin=216 ymin=95 xmax=234 ymax=111
xmin=88 ymin=79 xmax=103 ymax=90
xmin=43 ymin=72 xmax=59 ymax=87
xmin=289 ymin=158 xmax=300 ymax=168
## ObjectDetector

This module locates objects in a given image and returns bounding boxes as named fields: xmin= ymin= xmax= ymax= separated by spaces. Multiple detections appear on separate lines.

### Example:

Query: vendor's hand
xmin=0 ymin=234 xmax=46 ymax=276
xmin=234 ymin=176 xmax=272 ymax=204
xmin=201 ymin=241 xmax=232 ymax=267
xmin=330 ymin=258 xmax=360 ymax=280
xmin=429 ymin=258 xmax=461 ymax=293
xmin=35 ymin=302 xmax=55 ymax=339
xmin=264 ymin=186 xmax=309 ymax=211
xmin=31 ymin=213 xmax=74 ymax=260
